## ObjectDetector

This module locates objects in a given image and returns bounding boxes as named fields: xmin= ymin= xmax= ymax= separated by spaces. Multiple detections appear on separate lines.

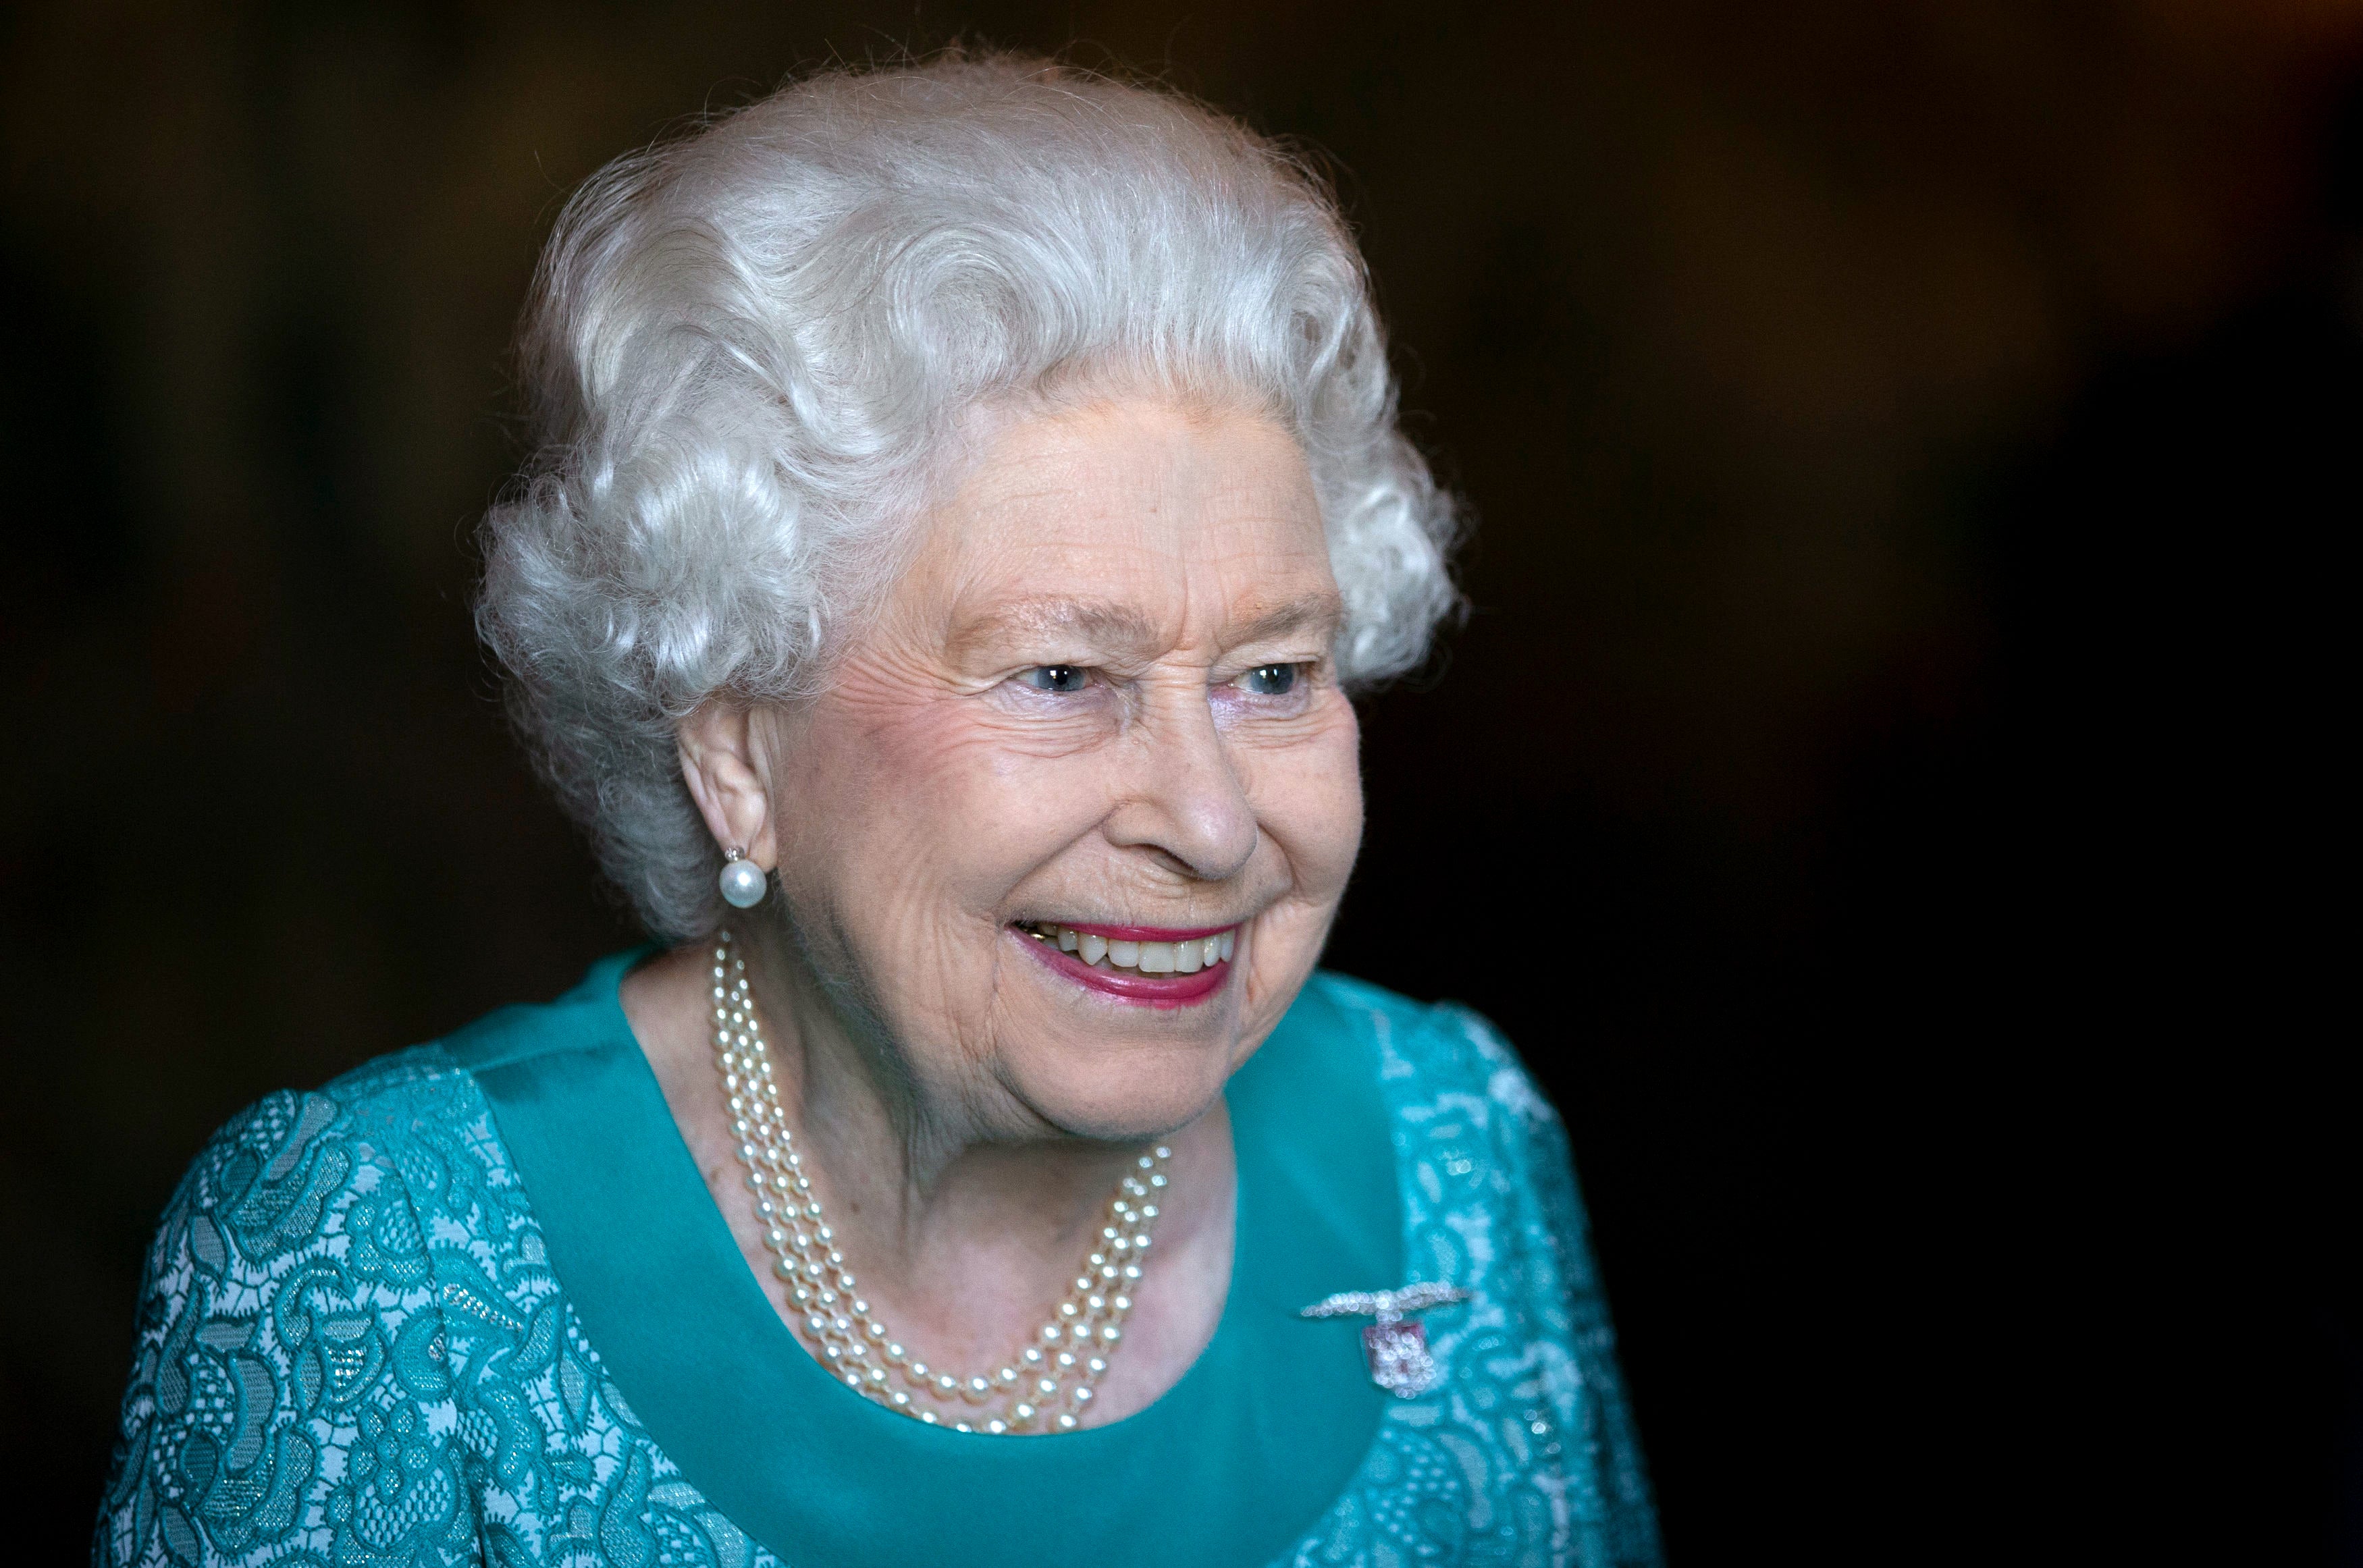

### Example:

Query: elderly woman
xmin=96 ymin=56 xmax=1657 ymax=1568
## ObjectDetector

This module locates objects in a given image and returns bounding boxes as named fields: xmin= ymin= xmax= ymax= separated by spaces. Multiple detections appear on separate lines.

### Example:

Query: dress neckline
xmin=446 ymin=950 xmax=1401 ymax=1568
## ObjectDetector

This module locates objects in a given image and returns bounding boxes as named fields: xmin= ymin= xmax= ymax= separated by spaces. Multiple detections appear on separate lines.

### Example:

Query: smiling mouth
xmin=1017 ymin=921 xmax=1238 ymax=975
xmin=1010 ymin=920 xmax=1242 ymax=1008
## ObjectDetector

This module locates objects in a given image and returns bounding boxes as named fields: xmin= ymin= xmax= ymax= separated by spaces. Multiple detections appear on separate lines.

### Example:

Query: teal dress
xmin=95 ymin=956 xmax=1660 ymax=1567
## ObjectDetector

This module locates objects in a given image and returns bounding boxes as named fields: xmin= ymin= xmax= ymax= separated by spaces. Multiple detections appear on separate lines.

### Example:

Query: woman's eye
xmin=1236 ymin=663 xmax=1299 ymax=696
xmin=1020 ymin=665 xmax=1089 ymax=694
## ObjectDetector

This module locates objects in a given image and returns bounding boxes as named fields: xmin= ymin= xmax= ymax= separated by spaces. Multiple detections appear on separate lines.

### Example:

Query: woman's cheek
xmin=1237 ymin=718 xmax=1361 ymax=1008
xmin=1275 ymin=701 xmax=1364 ymax=897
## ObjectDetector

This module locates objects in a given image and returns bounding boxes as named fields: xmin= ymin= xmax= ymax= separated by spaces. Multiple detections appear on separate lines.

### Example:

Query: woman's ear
xmin=679 ymin=702 xmax=778 ymax=869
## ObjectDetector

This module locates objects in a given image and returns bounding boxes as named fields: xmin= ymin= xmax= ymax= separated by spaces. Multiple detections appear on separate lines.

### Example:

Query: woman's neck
xmin=620 ymin=930 xmax=1236 ymax=1424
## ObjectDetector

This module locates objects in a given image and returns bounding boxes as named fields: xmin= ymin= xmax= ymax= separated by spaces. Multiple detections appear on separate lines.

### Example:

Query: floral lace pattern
xmin=96 ymin=980 xmax=1657 ymax=1567
xmin=1273 ymin=981 xmax=1660 ymax=1567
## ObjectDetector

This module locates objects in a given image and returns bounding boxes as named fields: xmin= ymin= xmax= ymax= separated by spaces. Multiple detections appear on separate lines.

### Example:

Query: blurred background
xmin=4 ymin=1 xmax=2357 ymax=1561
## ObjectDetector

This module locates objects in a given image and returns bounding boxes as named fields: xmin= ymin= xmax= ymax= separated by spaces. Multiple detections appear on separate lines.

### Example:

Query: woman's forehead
xmin=901 ymin=398 xmax=1336 ymax=643
xmin=950 ymin=397 xmax=1314 ymax=513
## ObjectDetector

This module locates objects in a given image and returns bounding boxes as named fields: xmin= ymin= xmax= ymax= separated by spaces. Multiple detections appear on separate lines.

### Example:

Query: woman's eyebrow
xmin=1227 ymin=593 xmax=1345 ymax=647
xmin=949 ymin=599 xmax=1162 ymax=657
xmin=951 ymin=593 xmax=1346 ymax=658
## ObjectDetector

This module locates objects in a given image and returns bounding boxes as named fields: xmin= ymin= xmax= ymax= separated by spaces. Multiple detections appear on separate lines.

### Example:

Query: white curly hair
xmin=475 ymin=53 xmax=1462 ymax=940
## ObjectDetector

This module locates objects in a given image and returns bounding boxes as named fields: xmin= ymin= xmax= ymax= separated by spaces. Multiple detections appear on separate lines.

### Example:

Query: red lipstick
xmin=1012 ymin=925 xmax=1238 ymax=1008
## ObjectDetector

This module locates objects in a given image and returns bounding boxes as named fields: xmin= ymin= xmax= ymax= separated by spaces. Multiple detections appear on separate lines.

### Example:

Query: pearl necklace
xmin=708 ymin=930 xmax=1171 ymax=1434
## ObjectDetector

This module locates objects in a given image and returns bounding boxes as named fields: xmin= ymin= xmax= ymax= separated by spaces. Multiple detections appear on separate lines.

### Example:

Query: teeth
xmin=1025 ymin=923 xmax=1238 ymax=975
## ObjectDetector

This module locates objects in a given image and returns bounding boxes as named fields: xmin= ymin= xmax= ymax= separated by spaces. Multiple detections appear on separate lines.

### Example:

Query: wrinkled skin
xmin=623 ymin=397 xmax=1363 ymax=1424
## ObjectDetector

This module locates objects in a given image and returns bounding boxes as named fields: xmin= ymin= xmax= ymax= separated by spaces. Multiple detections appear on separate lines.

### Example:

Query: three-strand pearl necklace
xmin=708 ymin=930 xmax=1171 ymax=1434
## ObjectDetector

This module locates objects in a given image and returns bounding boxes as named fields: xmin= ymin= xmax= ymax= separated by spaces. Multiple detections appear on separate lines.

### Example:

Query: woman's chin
xmin=1002 ymin=1048 xmax=1232 ymax=1145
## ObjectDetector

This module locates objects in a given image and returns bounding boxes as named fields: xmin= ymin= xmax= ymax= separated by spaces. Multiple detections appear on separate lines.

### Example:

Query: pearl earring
xmin=718 ymin=847 xmax=768 ymax=909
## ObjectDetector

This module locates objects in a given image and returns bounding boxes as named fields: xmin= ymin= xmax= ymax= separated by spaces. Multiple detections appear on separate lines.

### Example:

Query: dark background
xmin=4 ymin=2 xmax=2357 ymax=1561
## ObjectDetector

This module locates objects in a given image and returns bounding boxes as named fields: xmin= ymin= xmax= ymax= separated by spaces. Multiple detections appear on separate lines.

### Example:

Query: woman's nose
xmin=1100 ymin=681 xmax=1258 ymax=882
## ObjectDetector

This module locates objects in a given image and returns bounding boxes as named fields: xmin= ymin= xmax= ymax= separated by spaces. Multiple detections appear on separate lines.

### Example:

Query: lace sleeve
xmin=1431 ymin=1003 xmax=1664 ymax=1568
xmin=1514 ymin=1056 xmax=1663 ymax=1568
xmin=92 ymin=1087 xmax=465 ymax=1566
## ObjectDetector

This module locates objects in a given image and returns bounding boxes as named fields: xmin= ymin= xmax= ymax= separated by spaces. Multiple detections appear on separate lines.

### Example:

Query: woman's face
xmin=764 ymin=398 xmax=1362 ymax=1142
